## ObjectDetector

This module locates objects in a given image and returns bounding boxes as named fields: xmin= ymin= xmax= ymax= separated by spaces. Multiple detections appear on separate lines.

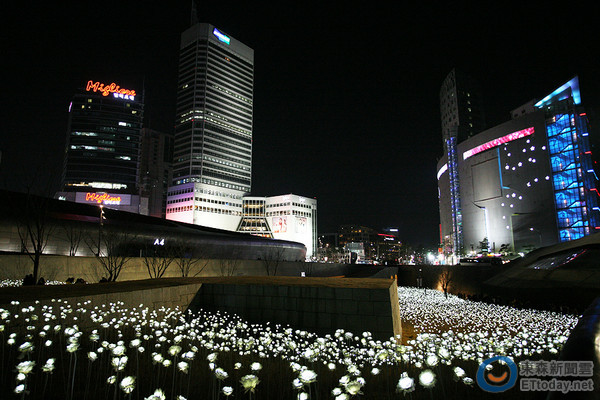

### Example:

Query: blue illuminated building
xmin=537 ymin=78 xmax=599 ymax=241
xmin=437 ymin=76 xmax=599 ymax=259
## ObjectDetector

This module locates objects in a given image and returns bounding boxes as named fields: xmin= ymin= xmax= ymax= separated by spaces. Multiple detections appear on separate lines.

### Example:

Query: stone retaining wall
xmin=189 ymin=276 xmax=401 ymax=341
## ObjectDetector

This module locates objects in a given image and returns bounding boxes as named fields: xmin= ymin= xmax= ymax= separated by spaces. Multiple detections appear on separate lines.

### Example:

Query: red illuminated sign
xmin=85 ymin=81 xmax=136 ymax=99
xmin=463 ymin=127 xmax=535 ymax=160
xmin=85 ymin=192 xmax=122 ymax=205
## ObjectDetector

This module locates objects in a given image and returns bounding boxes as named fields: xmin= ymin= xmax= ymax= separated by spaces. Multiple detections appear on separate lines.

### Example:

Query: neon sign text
xmin=86 ymin=81 xmax=136 ymax=100
xmin=463 ymin=127 xmax=534 ymax=160
xmin=85 ymin=192 xmax=122 ymax=205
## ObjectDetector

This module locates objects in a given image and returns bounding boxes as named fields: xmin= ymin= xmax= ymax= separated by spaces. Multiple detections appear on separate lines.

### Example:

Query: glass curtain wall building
xmin=437 ymin=76 xmax=599 ymax=259
xmin=535 ymin=78 xmax=599 ymax=241
xmin=166 ymin=23 xmax=254 ymax=230
xmin=57 ymin=80 xmax=147 ymax=214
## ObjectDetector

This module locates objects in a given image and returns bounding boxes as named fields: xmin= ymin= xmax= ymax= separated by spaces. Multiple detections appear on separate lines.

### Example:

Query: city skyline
xmin=2 ymin=2 xmax=598 ymax=247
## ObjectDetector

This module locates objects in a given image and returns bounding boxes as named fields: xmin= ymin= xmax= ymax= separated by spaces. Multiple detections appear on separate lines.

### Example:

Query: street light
xmin=97 ymin=205 xmax=105 ymax=256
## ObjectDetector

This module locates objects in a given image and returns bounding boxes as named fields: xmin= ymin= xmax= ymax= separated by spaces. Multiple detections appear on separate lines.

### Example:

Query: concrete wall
xmin=395 ymin=264 xmax=504 ymax=296
xmin=0 ymin=255 xmax=369 ymax=282
xmin=189 ymin=277 xmax=401 ymax=341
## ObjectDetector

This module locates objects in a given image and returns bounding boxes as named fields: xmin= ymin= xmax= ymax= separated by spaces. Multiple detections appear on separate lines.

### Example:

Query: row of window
xmin=166 ymin=205 xmax=242 ymax=216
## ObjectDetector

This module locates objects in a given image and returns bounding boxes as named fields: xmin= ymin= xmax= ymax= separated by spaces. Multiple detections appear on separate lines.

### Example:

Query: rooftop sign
xmin=85 ymin=81 xmax=136 ymax=100
xmin=213 ymin=28 xmax=230 ymax=45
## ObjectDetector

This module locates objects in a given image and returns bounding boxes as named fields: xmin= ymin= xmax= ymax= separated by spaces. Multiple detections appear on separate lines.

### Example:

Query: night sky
xmin=1 ymin=1 xmax=598 ymax=247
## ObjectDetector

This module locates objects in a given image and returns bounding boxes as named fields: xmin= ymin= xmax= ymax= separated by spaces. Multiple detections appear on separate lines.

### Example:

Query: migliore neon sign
xmin=85 ymin=81 xmax=136 ymax=100
xmin=85 ymin=192 xmax=122 ymax=205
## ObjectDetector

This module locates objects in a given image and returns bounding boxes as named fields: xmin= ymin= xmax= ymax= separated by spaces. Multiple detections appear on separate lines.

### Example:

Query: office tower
xmin=166 ymin=23 xmax=254 ymax=230
xmin=439 ymin=69 xmax=486 ymax=256
xmin=437 ymin=76 xmax=599 ymax=260
xmin=139 ymin=128 xmax=173 ymax=218
xmin=57 ymin=80 xmax=147 ymax=214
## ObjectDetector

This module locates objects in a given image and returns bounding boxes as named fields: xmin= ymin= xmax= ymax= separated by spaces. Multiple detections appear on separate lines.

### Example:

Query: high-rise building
xmin=437 ymin=76 xmax=600 ymax=260
xmin=439 ymin=69 xmax=487 ymax=255
xmin=166 ymin=23 xmax=253 ymax=230
xmin=165 ymin=22 xmax=318 ymax=259
xmin=139 ymin=128 xmax=173 ymax=218
xmin=57 ymin=80 xmax=148 ymax=214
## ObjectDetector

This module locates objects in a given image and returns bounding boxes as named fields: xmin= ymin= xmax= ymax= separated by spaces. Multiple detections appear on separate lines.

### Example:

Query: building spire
xmin=190 ymin=0 xmax=198 ymax=26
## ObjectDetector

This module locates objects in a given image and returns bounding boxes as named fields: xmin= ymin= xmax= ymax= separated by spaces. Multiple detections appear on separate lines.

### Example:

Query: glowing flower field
xmin=0 ymin=286 xmax=579 ymax=399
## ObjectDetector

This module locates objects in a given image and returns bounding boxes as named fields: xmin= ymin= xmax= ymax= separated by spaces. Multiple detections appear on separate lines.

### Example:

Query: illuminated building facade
xmin=58 ymin=80 xmax=147 ymax=214
xmin=166 ymin=23 xmax=253 ymax=230
xmin=165 ymin=23 xmax=318 ymax=257
xmin=437 ymin=76 xmax=599 ymax=258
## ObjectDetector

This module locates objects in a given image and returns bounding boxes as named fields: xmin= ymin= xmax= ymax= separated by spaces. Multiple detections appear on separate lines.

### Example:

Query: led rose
xmin=222 ymin=386 xmax=233 ymax=396
xmin=345 ymin=380 xmax=363 ymax=396
xmin=152 ymin=353 xmax=164 ymax=364
xmin=419 ymin=369 xmax=436 ymax=388
xmin=168 ymin=345 xmax=181 ymax=356
xmin=16 ymin=361 xmax=35 ymax=374
xmin=453 ymin=366 xmax=465 ymax=380
xmin=120 ymin=376 xmax=136 ymax=394
xmin=250 ymin=362 xmax=262 ymax=372
xmin=66 ymin=342 xmax=79 ymax=353
xmin=299 ymin=369 xmax=317 ymax=384
xmin=214 ymin=367 xmax=228 ymax=380
xmin=42 ymin=358 xmax=56 ymax=373
xmin=112 ymin=345 xmax=126 ymax=356
xmin=18 ymin=341 xmax=34 ymax=353
xmin=292 ymin=378 xmax=303 ymax=390
xmin=112 ymin=356 xmax=128 ymax=371
xmin=177 ymin=361 xmax=189 ymax=373
xmin=426 ymin=354 xmax=439 ymax=367
xmin=396 ymin=373 xmax=414 ymax=393
xmin=145 ymin=388 xmax=166 ymax=400
xmin=240 ymin=374 xmax=260 ymax=393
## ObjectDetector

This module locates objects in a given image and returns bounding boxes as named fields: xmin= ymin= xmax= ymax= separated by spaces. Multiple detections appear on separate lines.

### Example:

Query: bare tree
xmin=61 ymin=222 xmax=84 ymax=256
xmin=88 ymin=229 xmax=135 ymax=282
xmin=439 ymin=268 xmax=453 ymax=299
xmin=218 ymin=257 xmax=240 ymax=277
xmin=142 ymin=239 xmax=175 ymax=279
xmin=173 ymin=240 xmax=209 ymax=277
xmin=17 ymin=191 xmax=55 ymax=283
xmin=261 ymin=246 xmax=286 ymax=276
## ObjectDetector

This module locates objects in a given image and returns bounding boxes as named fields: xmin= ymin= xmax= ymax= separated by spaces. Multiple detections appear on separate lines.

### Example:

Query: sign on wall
xmin=76 ymin=192 xmax=132 ymax=206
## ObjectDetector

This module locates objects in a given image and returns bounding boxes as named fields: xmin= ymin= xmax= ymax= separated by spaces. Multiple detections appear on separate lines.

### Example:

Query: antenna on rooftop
xmin=191 ymin=0 xmax=198 ymax=26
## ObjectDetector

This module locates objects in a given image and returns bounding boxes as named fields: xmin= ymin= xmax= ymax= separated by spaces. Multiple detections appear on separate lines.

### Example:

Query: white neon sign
xmin=437 ymin=163 xmax=448 ymax=180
